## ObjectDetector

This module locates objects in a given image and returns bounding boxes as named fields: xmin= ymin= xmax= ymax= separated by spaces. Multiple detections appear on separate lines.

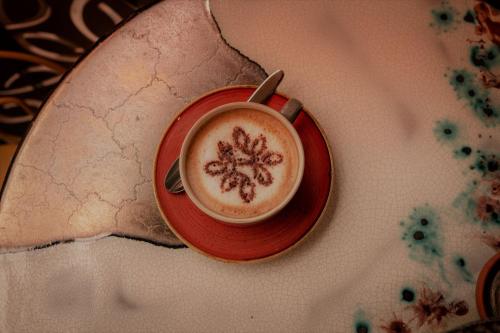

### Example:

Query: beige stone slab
xmin=0 ymin=0 xmax=265 ymax=250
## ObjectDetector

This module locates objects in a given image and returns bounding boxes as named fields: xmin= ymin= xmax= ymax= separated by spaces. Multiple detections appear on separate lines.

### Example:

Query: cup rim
xmin=476 ymin=251 xmax=500 ymax=319
xmin=179 ymin=101 xmax=305 ymax=225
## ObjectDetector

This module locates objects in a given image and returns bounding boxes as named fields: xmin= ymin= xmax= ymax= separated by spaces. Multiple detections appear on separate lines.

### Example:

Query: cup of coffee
xmin=179 ymin=101 xmax=305 ymax=225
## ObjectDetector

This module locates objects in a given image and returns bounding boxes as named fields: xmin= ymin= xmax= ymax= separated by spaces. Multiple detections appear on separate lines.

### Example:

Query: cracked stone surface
xmin=0 ymin=0 xmax=265 ymax=250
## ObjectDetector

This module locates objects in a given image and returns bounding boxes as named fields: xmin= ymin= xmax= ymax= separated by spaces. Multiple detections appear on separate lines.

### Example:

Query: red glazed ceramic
xmin=476 ymin=252 xmax=500 ymax=319
xmin=153 ymin=86 xmax=333 ymax=262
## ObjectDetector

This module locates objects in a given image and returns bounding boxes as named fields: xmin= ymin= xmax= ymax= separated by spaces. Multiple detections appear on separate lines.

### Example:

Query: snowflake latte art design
xmin=204 ymin=126 xmax=284 ymax=203
xmin=184 ymin=108 xmax=301 ymax=219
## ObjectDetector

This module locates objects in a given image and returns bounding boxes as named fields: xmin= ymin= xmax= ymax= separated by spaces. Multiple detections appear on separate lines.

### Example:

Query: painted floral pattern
xmin=410 ymin=287 xmax=468 ymax=329
xmin=204 ymin=126 xmax=283 ymax=203
xmin=475 ymin=1 xmax=500 ymax=46
xmin=355 ymin=286 xmax=469 ymax=333
xmin=380 ymin=314 xmax=412 ymax=333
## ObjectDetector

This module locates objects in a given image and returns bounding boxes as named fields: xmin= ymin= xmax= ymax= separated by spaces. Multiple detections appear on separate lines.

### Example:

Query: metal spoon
xmin=165 ymin=70 xmax=303 ymax=194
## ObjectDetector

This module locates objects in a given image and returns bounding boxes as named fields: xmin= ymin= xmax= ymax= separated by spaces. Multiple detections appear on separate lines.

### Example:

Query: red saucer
xmin=154 ymin=86 xmax=333 ymax=262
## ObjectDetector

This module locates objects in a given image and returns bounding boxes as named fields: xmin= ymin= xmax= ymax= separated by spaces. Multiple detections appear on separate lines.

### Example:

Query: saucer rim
xmin=152 ymin=85 xmax=335 ymax=263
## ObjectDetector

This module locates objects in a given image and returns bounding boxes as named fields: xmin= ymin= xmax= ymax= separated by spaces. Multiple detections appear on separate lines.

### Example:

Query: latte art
xmin=184 ymin=108 xmax=300 ymax=219
xmin=203 ymin=126 xmax=284 ymax=203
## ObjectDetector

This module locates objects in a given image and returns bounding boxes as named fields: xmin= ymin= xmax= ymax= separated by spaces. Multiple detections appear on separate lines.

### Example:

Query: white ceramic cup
xmin=179 ymin=101 xmax=305 ymax=225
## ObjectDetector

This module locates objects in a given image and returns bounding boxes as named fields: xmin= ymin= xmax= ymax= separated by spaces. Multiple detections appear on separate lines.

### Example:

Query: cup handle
xmin=280 ymin=98 xmax=303 ymax=123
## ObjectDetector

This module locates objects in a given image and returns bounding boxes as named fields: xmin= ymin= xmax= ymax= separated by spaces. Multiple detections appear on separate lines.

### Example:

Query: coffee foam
xmin=185 ymin=108 xmax=300 ymax=219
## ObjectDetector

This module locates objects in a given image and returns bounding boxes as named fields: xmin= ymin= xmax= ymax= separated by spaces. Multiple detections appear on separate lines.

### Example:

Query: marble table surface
xmin=1 ymin=0 xmax=499 ymax=332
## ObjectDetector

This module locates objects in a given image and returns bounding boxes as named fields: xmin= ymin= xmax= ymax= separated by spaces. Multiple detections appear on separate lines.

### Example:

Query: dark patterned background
xmin=0 ymin=0 xmax=160 ymax=143
xmin=0 ymin=0 xmax=159 ymax=183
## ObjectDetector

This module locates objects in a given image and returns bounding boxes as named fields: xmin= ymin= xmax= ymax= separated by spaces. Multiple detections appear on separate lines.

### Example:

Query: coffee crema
xmin=185 ymin=108 xmax=300 ymax=219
